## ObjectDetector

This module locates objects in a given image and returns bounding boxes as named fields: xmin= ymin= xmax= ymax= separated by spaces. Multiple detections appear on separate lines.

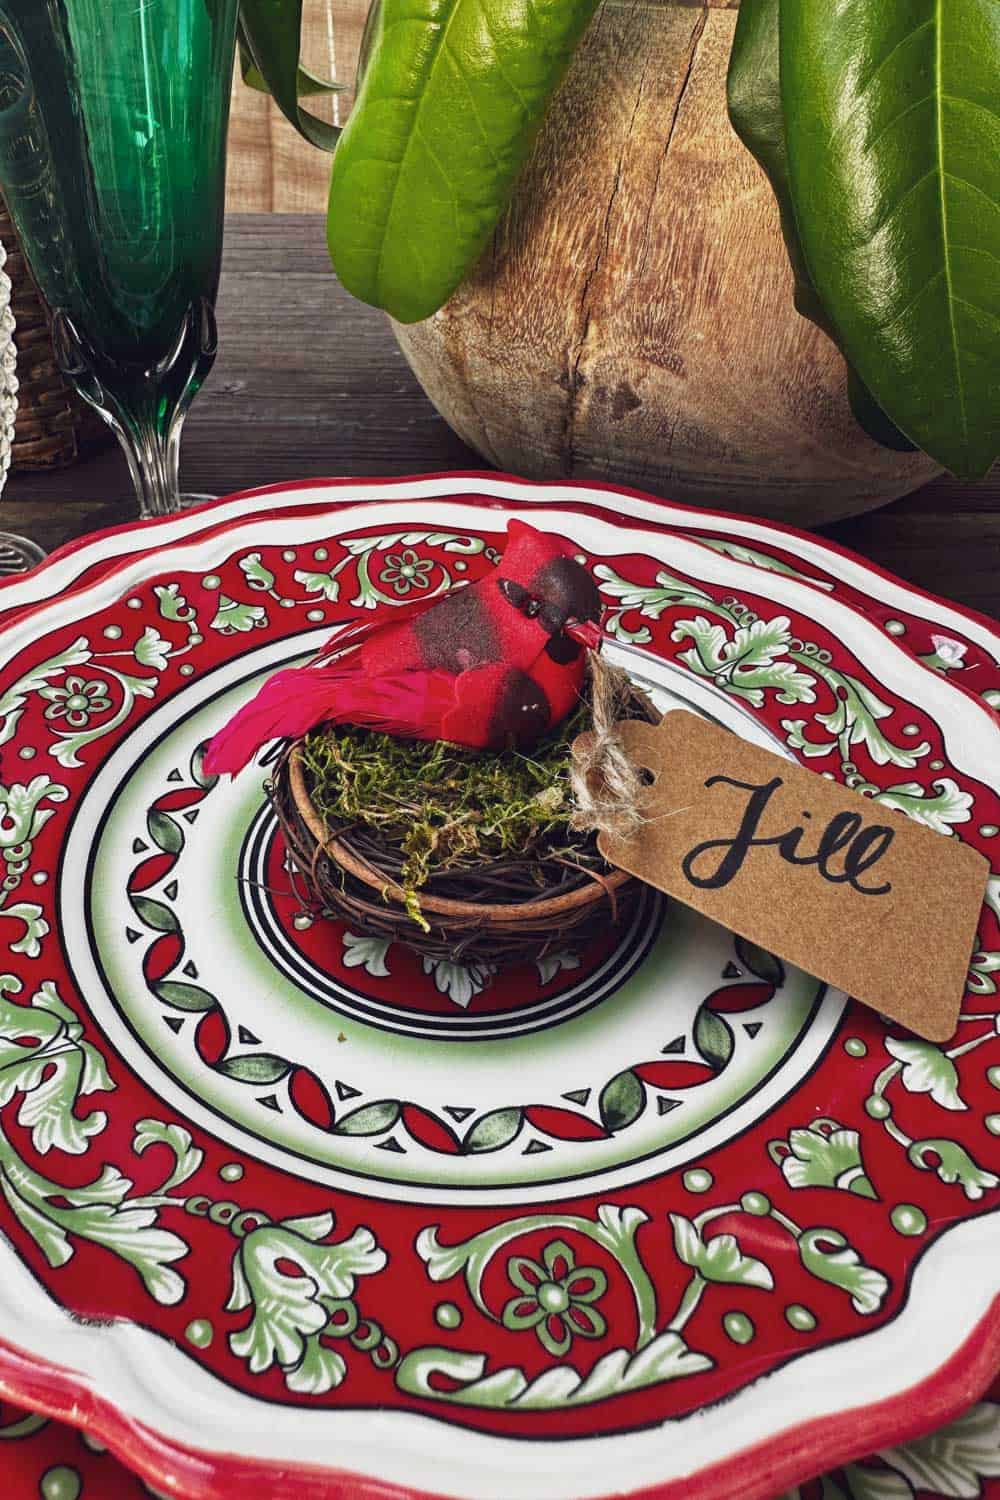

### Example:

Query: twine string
xmin=569 ymin=651 xmax=651 ymax=842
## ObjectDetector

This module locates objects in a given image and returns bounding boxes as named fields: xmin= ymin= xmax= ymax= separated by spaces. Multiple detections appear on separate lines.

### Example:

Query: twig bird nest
xmin=270 ymin=661 xmax=657 ymax=970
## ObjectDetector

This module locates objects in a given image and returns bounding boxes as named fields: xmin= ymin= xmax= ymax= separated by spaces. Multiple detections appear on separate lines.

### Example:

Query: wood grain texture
xmin=2 ymin=217 xmax=996 ymax=621
xmin=226 ymin=0 xmax=367 ymax=212
xmin=393 ymin=0 xmax=941 ymax=523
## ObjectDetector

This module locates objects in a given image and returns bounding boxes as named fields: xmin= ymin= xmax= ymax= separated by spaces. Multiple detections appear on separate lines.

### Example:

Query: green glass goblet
xmin=0 ymin=0 xmax=239 ymax=518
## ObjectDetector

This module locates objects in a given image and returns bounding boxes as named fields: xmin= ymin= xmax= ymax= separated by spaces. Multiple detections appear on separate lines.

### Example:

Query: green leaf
xmin=798 ymin=1228 xmax=889 ymax=1315
xmin=210 ymin=596 xmax=268 ymax=635
xmin=133 ymin=1119 xmax=204 ymax=1194
xmin=281 ymin=1211 xmax=336 ymax=1242
xmin=356 ymin=0 xmax=381 ymax=88
xmin=152 ymin=981 xmax=218 ymax=1014
xmin=238 ymin=552 xmax=277 ymax=593
xmin=871 ymin=777 xmax=972 ymax=835
xmin=241 ymin=43 xmax=343 ymax=100
xmin=14 ymin=1050 xmax=107 ymax=1157
xmin=882 ymin=1401 xmax=1000 ymax=1494
xmin=216 ymin=1054 xmax=292 ymax=1085
xmin=237 ymin=8 xmax=341 ymax=151
xmin=154 ymin=583 xmax=193 ymax=623
xmin=671 ymin=615 xmax=815 ymax=709
xmin=294 ymin=568 xmax=341 ymax=603
xmin=228 ymin=1221 xmax=385 ymax=1384
xmin=846 ymin=370 xmax=917 ymax=455
xmin=693 ymin=1009 xmax=734 ymax=1072
xmin=727 ymin=0 xmax=827 ymax=331
xmin=147 ymin=808 xmax=184 ymax=856
xmin=285 ymin=1337 xmax=347 ymax=1395
xmin=885 ymin=1037 xmax=965 ymax=1111
xmin=327 ymin=0 xmax=600 ymax=322
xmin=669 ymin=1214 xmax=774 ymax=1290
xmin=333 ymin=1100 xmax=401 ymax=1135
xmin=726 ymin=0 xmax=912 ymax=453
xmin=908 ymin=1137 xmax=999 ymax=1199
xmin=780 ymin=0 xmax=1000 ymax=478
xmin=463 ymin=1107 xmax=523 ymax=1153
xmin=734 ymin=937 xmax=784 ymax=988
xmin=130 ymin=896 xmax=180 ymax=934
xmin=841 ymin=1465 xmax=913 ymax=1500
xmin=599 ymin=1070 xmax=645 ymax=1132
xmin=0 ymin=1175 xmax=73 ymax=1268
xmin=133 ymin=627 xmax=171 ymax=671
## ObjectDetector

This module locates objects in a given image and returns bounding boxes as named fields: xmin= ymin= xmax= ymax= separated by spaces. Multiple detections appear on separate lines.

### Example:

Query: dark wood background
xmin=5 ymin=216 xmax=998 ymax=621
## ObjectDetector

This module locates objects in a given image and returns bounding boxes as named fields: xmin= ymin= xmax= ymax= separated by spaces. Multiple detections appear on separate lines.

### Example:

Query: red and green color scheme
xmin=0 ymin=477 xmax=994 ymax=1500
xmin=3 ymin=1381 xmax=1000 ymax=1500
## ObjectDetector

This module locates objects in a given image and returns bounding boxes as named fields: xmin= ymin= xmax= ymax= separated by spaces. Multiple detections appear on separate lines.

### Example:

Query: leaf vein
xmin=942 ymin=91 xmax=1000 ymax=128
xmin=860 ymin=93 xmax=935 ymax=162
xmin=829 ymin=19 xmax=934 ymax=149
xmin=951 ymin=294 xmax=1000 ymax=330
xmin=474 ymin=0 xmax=533 ymax=114
xmin=855 ymin=17 xmax=935 ymax=105
xmin=855 ymin=166 xmax=936 ymax=245
xmin=373 ymin=7 xmax=469 ymax=303
xmin=442 ymin=37 xmax=505 ymax=173
xmin=943 ymin=170 xmax=1000 ymax=214
xmin=935 ymin=0 xmax=969 ymax=448
xmin=872 ymin=269 xmax=945 ymax=335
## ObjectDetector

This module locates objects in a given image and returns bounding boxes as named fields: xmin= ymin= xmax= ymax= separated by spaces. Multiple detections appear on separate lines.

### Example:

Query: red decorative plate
xmin=4 ymin=1382 xmax=1000 ymax=1500
xmin=0 ymin=478 xmax=996 ymax=1500
xmin=1 ymin=1401 xmax=150 ymax=1498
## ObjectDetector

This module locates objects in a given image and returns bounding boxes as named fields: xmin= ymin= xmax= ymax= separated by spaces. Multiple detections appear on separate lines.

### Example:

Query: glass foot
xmin=0 ymin=532 xmax=46 ymax=575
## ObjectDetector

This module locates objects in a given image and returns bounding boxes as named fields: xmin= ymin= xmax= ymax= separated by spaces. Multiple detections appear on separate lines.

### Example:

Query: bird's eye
xmin=499 ymin=578 xmax=530 ymax=612
xmin=500 ymin=578 xmax=547 ymax=621
xmin=500 ymin=577 xmax=578 ymax=644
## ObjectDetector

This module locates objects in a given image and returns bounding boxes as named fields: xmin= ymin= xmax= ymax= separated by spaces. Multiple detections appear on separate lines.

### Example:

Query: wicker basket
xmin=0 ymin=194 xmax=111 ymax=470
xmin=270 ymin=681 xmax=657 ymax=971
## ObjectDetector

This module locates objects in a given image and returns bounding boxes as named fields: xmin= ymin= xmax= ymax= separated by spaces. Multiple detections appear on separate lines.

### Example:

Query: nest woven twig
xmin=269 ymin=661 xmax=657 ymax=969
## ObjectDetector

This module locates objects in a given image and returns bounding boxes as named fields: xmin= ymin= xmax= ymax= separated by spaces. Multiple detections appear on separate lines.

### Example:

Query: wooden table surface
xmin=5 ymin=214 xmax=998 ymax=624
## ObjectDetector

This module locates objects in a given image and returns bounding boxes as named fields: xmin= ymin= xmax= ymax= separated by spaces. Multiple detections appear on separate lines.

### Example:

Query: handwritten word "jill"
xmin=681 ymin=775 xmax=895 ymax=896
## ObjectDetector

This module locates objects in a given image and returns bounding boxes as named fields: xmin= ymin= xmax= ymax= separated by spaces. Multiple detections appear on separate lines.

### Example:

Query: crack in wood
xmin=560 ymin=8 xmax=708 ymax=472
xmin=637 ymin=9 xmax=708 ymax=281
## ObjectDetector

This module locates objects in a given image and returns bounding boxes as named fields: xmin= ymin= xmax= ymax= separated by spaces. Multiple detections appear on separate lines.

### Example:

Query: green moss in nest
xmin=299 ymin=703 xmax=595 ymax=911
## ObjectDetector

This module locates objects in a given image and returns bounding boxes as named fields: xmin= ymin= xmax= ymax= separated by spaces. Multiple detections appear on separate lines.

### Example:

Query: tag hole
xmin=637 ymin=766 xmax=657 ymax=787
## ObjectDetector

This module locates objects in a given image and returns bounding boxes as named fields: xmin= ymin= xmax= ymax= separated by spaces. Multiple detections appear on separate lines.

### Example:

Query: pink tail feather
xmin=202 ymin=663 xmax=456 ymax=777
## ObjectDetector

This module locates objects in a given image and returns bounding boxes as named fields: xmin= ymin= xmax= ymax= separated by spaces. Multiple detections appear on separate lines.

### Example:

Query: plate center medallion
xmin=66 ymin=639 xmax=846 ymax=1204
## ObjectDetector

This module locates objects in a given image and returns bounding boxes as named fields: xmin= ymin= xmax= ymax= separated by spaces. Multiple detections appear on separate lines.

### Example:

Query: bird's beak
xmin=565 ymin=618 xmax=604 ymax=650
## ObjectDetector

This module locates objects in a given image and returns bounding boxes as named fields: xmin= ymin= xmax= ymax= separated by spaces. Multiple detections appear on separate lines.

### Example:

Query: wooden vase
xmin=392 ymin=0 xmax=940 ymax=523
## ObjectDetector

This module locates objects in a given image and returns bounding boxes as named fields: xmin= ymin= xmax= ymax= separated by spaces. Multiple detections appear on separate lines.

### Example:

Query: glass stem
xmin=116 ymin=401 xmax=185 ymax=521
xmin=51 ymin=297 xmax=218 ymax=520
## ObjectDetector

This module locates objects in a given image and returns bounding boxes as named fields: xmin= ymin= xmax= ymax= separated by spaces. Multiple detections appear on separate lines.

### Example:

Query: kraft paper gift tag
xmin=593 ymin=712 xmax=989 ymax=1042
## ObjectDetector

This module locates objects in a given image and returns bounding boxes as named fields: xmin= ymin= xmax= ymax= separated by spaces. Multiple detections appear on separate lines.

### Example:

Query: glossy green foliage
xmin=728 ymin=0 xmax=823 ymax=331
xmin=326 ymin=0 xmax=600 ymax=323
xmin=781 ymin=1 xmax=1000 ymax=478
xmin=238 ymin=2 xmax=342 ymax=150
xmin=728 ymin=0 xmax=913 ymax=453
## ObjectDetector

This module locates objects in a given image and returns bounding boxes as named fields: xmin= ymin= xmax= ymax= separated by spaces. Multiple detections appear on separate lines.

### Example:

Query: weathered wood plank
xmin=3 ymin=217 xmax=996 ymax=622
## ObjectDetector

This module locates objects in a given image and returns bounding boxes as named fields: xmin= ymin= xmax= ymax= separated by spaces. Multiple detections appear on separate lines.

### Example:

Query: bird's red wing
xmin=202 ymin=664 xmax=351 ymax=776
xmin=314 ymin=590 xmax=453 ymax=663
xmin=318 ymin=667 xmax=457 ymax=740
xmin=202 ymin=660 xmax=459 ymax=777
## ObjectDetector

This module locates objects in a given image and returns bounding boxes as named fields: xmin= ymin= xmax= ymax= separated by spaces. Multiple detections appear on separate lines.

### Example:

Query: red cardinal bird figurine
xmin=203 ymin=520 xmax=604 ymax=777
